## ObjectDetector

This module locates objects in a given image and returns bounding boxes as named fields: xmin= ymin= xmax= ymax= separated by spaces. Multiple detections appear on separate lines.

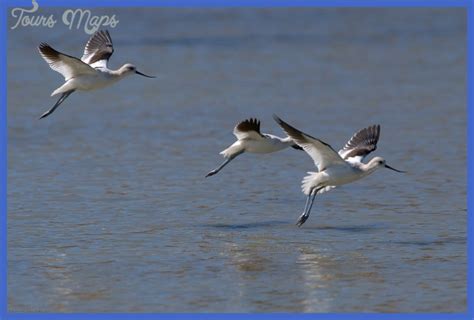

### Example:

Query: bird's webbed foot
xmin=205 ymin=170 xmax=218 ymax=177
xmin=296 ymin=213 xmax=309 ymax=227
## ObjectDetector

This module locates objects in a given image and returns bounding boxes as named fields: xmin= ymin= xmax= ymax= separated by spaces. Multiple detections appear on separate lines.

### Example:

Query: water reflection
xmin=296 ymin=249 xmax=333 ymax=312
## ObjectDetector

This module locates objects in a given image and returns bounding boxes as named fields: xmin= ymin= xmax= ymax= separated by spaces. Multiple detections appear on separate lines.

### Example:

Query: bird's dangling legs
xmin=300 ymin=190 xmax=313 ymax=218
xmin=205 ymin=151 xmax=243 ymax=177
xmin=296 ymin=186 xmax=323 ymax=227
xmin=39 ymin=90 xmax=75 ymax=119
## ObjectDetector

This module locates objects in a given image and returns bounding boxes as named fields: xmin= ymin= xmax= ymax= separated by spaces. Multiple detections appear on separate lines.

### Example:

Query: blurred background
xmin=8 ymin=7 xmax=466 ymax=312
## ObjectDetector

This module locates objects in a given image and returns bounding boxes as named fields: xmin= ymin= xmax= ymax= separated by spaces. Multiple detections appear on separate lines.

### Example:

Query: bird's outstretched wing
xmin=338 ymin=124 xmax=380 ymax=163
xmin=233 ymin=118 xmax=265 ymax=140
xmin=273 ymin=115 xmax=346 ymax=172
xmin=81 ymin=30 xmax=114 ymax=69
xmin=38 ymin=43 xmax=96 ymax=80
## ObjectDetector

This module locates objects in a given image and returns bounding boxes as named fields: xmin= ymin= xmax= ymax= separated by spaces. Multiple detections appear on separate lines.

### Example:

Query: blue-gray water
xmin=8 ymin=8 xmax=466 ymax=312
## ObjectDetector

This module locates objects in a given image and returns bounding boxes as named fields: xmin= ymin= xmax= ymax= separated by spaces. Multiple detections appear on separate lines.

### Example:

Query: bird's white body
xmin=273 ymin=115 xmax=404 ymax=226
xmin=51 ymin=71 xmax=124 ymax=96
xmin=220 ymin=135 xmax=294 ymax=157
xmin=301 ymin=159 xmax=379 ymax=196
xmin=206 ymin=118 xmax=302 ymax=177
xmin=38 ymin=30 xmax=154 ymax=118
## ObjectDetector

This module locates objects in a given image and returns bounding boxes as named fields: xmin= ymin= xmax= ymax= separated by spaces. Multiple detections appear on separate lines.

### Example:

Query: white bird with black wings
xmin=273 ymin=115 xmax=404 ymax=227
xmin=206 ymin=118 xmax=302 ymax=177
xmin=38 ymin=30 xmax=155 ymax=119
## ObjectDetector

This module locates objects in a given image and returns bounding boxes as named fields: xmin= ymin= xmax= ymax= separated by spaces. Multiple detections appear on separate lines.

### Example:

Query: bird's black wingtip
xmin=272 ymin=114 xmax=283 ymax=124
xmin=38 ymin=42 xmax=49 ymax=51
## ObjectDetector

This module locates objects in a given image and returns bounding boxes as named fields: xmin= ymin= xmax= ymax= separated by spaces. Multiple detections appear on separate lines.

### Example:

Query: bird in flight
xmin=273 ymin=115 xmax=404 ymax=227
xmin=38 ymin=30 xmax=155 ymax=119
xmin=206 ymin=118 xmax=302 ymax=177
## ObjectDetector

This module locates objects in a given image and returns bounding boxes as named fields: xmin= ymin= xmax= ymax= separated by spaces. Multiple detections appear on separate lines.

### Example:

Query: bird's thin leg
xmin=39 ymin=90 xmax=75 ymax=119
xmin=205 ymin=152 xmax=243 ymax=178
xmin=296 ymin=187 xmax=315 ymax=226
xmin=302 ymin=191 xmax=313 ymax=216
xmin=306 ymin=192 xmax=318 ymax=215
xmin=296 ymin=187 xmax=323 ymax=227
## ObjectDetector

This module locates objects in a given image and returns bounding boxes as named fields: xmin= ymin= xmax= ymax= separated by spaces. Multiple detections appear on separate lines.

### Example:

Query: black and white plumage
xmin=39 ymin=43 xmax=96 ymax=81
xmin=232 ymin=118 xmax=264 ymax=140
xmin=81 ymin=30 xmax=114 ymax=68
xmin=38 ymin=30 xmax=155 ymax=119
xmin=205 ymin=118 xmax=302 ymax=177
xmin=273 ymin=115 xmax=404 ymax=227
xmin=338 ymin=124 xmax=381 ymax=163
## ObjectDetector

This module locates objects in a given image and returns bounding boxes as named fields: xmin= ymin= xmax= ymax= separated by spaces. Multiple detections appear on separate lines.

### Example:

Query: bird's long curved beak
xmin=385 ymin=164 xmax=405 ymax=173
xmin=135 ymin=70 xmax=156 ymax=78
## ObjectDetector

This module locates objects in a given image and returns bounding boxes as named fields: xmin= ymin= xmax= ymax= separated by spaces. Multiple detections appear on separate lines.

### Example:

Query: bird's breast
xmin=73 ymin=72 xmax=119 ymax=91
xmin=322 ymin=165 xmax=363 ymax=186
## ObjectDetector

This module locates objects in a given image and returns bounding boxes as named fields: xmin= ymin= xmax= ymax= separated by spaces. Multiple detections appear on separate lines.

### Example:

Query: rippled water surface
xmin=7 ymin=8 xmax=466 ymax=312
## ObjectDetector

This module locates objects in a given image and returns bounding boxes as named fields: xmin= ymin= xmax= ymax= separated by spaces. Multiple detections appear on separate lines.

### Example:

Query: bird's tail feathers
xmin=301 ymin=172 xmax=318 ymax=195
xmin=301 ymin=172 xmax=335 ymax=195
xmin=51 ymin=81 xmax=75 ymax=96
xmin=219 ymin=143 xmax=244 ymax=159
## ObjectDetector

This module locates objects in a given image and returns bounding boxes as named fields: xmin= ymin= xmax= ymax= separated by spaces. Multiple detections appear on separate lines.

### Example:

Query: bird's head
xmin=120 ymin=63 xmax=155 ymax=78
xmin=368 ymin=156 xmax=405 ymax=173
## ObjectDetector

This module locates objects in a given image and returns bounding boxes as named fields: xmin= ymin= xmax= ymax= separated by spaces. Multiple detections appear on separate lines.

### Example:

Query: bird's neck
xmin=109 ymin=69 xmax=126 ymax=78
xmin=105 ymin=67 xmax=131 ymax=79
xmin=358 ymin=162 xmax=379 ymax=176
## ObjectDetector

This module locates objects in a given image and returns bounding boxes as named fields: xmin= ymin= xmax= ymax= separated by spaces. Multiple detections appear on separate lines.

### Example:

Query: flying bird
xmin=206 ymin=118 xmax=302 ymax=177
xmin=273 ymin=115 xmax=404 ymax=227
xmin=38 ymin=30 xmax=155 ymax=119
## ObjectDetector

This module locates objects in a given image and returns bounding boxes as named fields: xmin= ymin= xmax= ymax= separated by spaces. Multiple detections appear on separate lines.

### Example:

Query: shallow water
xmin=7 ymin=8 xmax=466 ymax=312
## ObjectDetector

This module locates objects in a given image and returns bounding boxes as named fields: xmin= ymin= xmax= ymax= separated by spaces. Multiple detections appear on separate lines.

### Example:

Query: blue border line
xmin=1 ymin=0 xmax=7 ymax=318
xmin=467 ymin=1 xmax=473 ymax=318
xmin=3 ymin=0 xmax=472 ymax=7
xmin=2 ymin=0 xmax=472 ymax=319
xmin=1 ymin=314 xmax=472 ymax=320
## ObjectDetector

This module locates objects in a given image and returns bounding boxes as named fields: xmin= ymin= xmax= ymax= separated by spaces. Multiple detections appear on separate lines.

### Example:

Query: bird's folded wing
xmin=233 ymin=118 xmax=265 ymax=140
xmin=273 ymin=115 xmax=346 ymax=172
xmin=338 ymin=124 xmax=380 ymax=163
xmin=81 ymin=30 xmax=114 ymax=69
xmin=38 ymin=43 xmax=96 ymax=80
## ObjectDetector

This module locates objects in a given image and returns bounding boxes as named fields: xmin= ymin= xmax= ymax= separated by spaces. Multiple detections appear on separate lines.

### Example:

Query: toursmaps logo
xmin=10 ymin=0 xmax=119 ymax=34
